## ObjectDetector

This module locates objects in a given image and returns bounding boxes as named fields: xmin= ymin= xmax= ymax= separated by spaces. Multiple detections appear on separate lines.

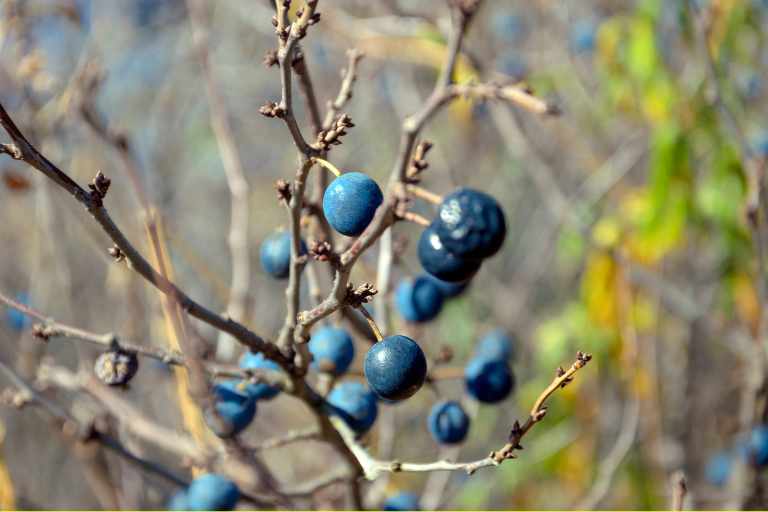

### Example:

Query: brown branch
xmin=323 ymin=49 xmax=364 ymax=129
xmin=405 ymin=184 xmax=442 ymax=205
xmin=671 ymin=470 xmax=688 ymax=511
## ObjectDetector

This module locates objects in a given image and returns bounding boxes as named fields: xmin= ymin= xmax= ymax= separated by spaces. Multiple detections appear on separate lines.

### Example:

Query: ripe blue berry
xmin=422 ymin=273 xmax=469 ymax=298
xmin=475 ymin=329 xmax=514 ymax=362
xmin=748 ymin=425 xmax=768 ymax=466
xmin=570 ymin=20 xmax=597 ymax=54
xmin=705 ymin=451 xmax=732 ymax=486
xmin=364 ymin=335 xmax=427 ymax=401
xmin=427 ymin=400 xmax=470 ymax=444
xmin=418 ymin=226 xmax=481 ymax=283
xmin=239 ymin=352 xmax=281 ymax=400
xmin=434 ymin=188 xmax=507 ymax=259
xmin=322 ymin=172 xmax=383 ymax=236
xmin=384 ymin=492 xmax=421 ymax=511
xmin=309 ymin=326 xmax=355 ymax=375
xmin=6 ymin=292 xmax=31 ymax=331
xmin=259 ymin=230 xmax=307 ymax=279
xmin=206 ymin=380 xmax=256 ymax=438
xmin=326 ymin=381 xmax=378 ymax=434
xmin=395 ymin=276 xmax=444 ymax=323
xmin=185 ymin=473 xmax=240 ymax=511
xmin=464 ymin=357 xmax=514 ymax=403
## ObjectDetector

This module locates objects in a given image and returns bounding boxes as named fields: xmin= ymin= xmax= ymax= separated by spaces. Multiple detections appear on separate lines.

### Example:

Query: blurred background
xmin=1 ymin=0 xmax=768 ymax=509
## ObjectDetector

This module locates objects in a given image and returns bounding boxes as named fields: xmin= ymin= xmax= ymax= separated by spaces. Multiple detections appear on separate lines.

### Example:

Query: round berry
xmin=427 ymin=400 xmax=470 ymax=444
xmin=6 ymin=292 xmax=31 ymax=331
xmin=705 ymin=451 xmax=732 ymax=487
xmin=748 ymin=425 xmax=768 ymax=466
xmin=418 ymin=226 xmax=481 ymax=283
xmin=185 ymin=473 xmax=240 ymax=511
xmin=205 ymin=380 xmax=256 ymax=438
xmin=395 ymin=276 xmax=444 ymax=323
xmin=434 ymin=188 xmax=506 ymax=259
xmin=239 ymin=352 xmax=281 ymax=400
xmin=364 ymin=335 xmax=427 ymax=401
xmin=464 ymin=357 xmax=514 ymax=404
xmin=422 ymin=273 xmax=469 ymax=298
xmin=323 ymin=172 xmax=383 ymax=236
xmin=309 ymin=326 xmax=355 ymax=375
xmin=384 ymin=492 xmax=421 ymax=511
xmin=475 ymin=329 xmax=514 ymax=362
xmin=259 ymin=230 xmax=307 ymax=279
xmin=326 ymin=381 xmax=378 ymax=434
xmin=94 ymin=350 xmax=139 ymax=386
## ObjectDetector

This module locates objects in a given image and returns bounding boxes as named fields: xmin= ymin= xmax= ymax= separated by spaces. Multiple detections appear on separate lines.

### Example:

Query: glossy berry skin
xmin=239 ymin=352 xmax=281 ymax=400
xmin=309 ymin=326 xmax=355 ymax=375
xmin=427 ymin=400 xmax=470 ymax=444
xmin=323 ymin=172 xmax=383 ymax=236
xmin=422 ymin=273 xmax=469 ymax=298
xmin=326 ymin=381 xmax=378 ymax=434
xmin=395 ymin=276 xmax=444 ymax=323
xmin=6 ymin=292 xmax=31 ymax=331
xmin=705 ymin=451 xmax=732 ymax=487
xmin=206 ymin=380 xmax=257 ymax=438
xmin=475 ymin=329 xmax=514 ymax=362
xmin=364 ymin=335 xmax=427 ymax=401
xmin=259 ymin=231 xmax=307 ymax=279
xmin=748 ymin=426 xmax=768 ymax=466
xmin=434 ymin=188 xmax=507 ymax=259
xmin=464 ymin=357 xmax=514 ymax=404
xmin=383 ymin=492 xmax=421 ymax=511
xmin=185 ymin=473 xmax=240 ymax=511
xmin=418 ymin=226 xmax=482 ymax=283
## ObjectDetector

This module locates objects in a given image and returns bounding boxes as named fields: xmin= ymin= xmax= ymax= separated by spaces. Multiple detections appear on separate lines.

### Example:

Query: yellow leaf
xmin=582 ymin=251 xmax=619 ymax=330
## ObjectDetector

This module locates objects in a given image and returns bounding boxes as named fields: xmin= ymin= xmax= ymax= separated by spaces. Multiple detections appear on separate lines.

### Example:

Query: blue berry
xmin=259 ymin=230 xmax=307 ymax=279
xmin=185 ymin=473 xmax=240 ymax=511
xmin=206 ymin=380 xmax=257 ymax=438
xmin=364 ymin=335 xmax=427 ymax=401
xmin=475 ymin=329 xmax=514 ymax=362
xmin=497 ymin=54 xmax=528 ymax=82
xmin=418 ymin=226 xmax=481 ymax=283
xmin=323 ymin=172 xmax=383 ymax=236
xmin=753 ymin=132 xmax=768 ymax=158
xmin=384 ymin=492 xmax=421 ymax=511
xmin=6 ymin=292 xmax=31 ymax=331
xmin=748 ymin=425 xmax=768 ymax=466
xmin=395 ymin=276 xmax=444 ymax=323
xmin=422 ymin=273 xmax=469 ymax=298
xmin=464 ymin=357 xmax=514 ymax=403
xmin=309 ymin=326 xmax=355 ymax=375
xmin=239 ymin=352 xmax=281 ymax=400
xmin=705 ymin=451 xmax=732 ymax=486
xmin=326 ymin=381 xmax=378 ymax=434
xmin=493 ymin=14 xmax=525 ymax=44
xmin=434 ymin=188 xmax=507 ymax=259
xmin=570 ymin=20 xmax=597 ymax=54
xmin=427 ymin=400 xmax=470 ymax=444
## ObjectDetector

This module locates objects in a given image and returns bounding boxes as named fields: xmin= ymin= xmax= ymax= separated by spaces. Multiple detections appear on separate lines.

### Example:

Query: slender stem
xmin=406 ymin=184 xmax=443 ymax=205
xmin=312 ymin=157 xmax=342 ymax=177
xmin=356 ymin=306 xmax=383 ymax=342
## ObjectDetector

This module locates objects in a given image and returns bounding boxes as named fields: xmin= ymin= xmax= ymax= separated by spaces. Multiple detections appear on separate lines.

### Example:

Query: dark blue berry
xmin=427 ymin=400 xmax=470 ymax=444
xmin=364 ymin=335 xmax=427 ymax=401
xmin=239 ymin=352 xmax=281 ymax=400
xmin=309 ymin=325 xmax=355 ymax=375
xmin=323 ymin=172 xmax=383 ymax=236
xmin=434 ymin=188 xmax=507 ymax=259
xmin=705 ymin=451 xmax=732 ymax=486
xmin=384 ymin=492 xmax=421 ymax=511
xmin=185 ymin=473 xmax=240 ymax=511
xmin=475 ymin=329 xmax=514 ymax=362
xmin=259 ymin=230 xmax=307 ymax=279
xmin=422 ymin=273 xmax=469 ymax=298
xmin=748 ymin=426 xmax=768 ymax=466
xmin=418 ymin=226 xmax=481 ymax=283
xmin=464 ymin=357 xmax=514 ymax=403
xmin=206 ymin=380 xmax=256 ymax=438
xmin=395 ymin=276 xmax=444 ymax=323
xmin=326 ymin=381 xmax=378 ymax=434
xmin=6 ymin=292 xmax=31 ymax=331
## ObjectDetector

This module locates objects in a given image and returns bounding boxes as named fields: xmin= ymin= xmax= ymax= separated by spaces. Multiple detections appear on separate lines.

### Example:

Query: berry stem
xmin=312 ymin=157 xmax=342 ymax=177
xmin=401 ymin=211 xmax=431 ymax=227
xmin=356 ymin=305 xmax=384 ymax=342
xmin=406 ymin=184 xmax=443 ymax=205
